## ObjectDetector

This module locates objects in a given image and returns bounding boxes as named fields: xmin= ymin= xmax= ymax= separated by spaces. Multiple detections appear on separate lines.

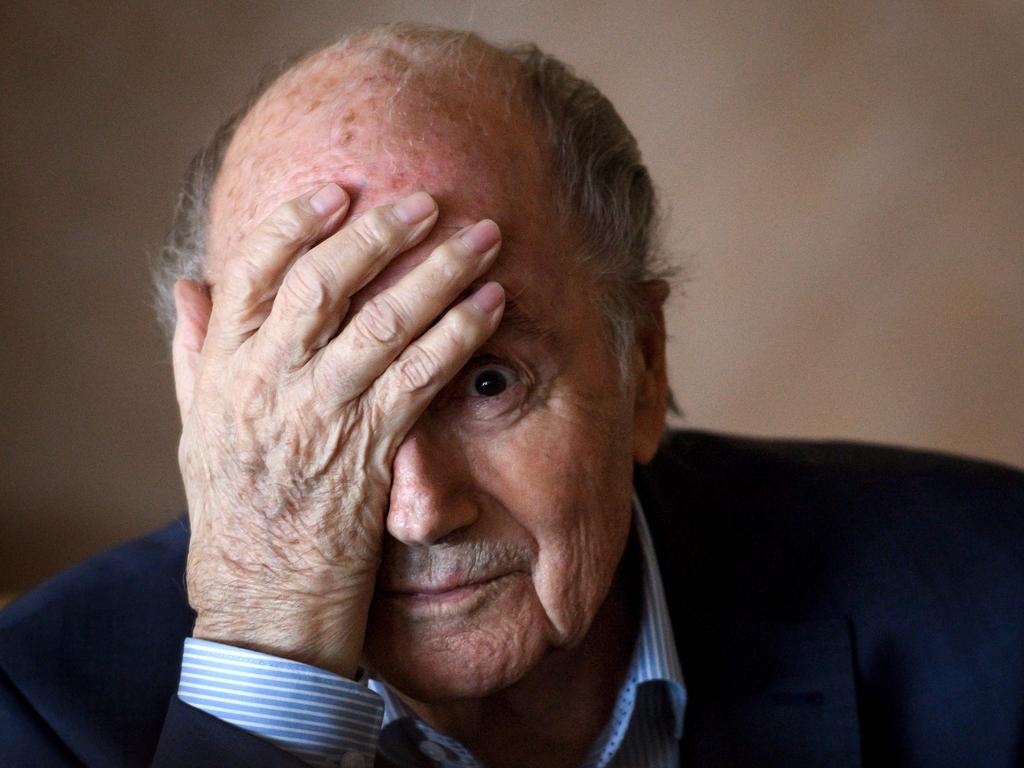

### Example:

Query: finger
xmin=206 ymin=183 xmax=350 ymax=354
xmin=255 ymin=191 xmax=439 ymax=363
xmin=315 ymin=219 xmax=501 ymax=394
xmin=372 ymin=282 xmax=506 ymax=438
xmin=171 ymin=279 xmax=213 ymax=420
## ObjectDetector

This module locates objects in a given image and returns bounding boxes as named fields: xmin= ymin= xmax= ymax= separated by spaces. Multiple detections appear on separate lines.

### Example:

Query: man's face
xmin=208 ymin=51 xmax=659 ymax=702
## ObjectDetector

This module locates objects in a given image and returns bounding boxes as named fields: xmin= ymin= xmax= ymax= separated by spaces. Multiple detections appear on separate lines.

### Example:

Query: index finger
xmin=254 ymin=191 xmax=441 ymax=364
xmin=204 ymin=183 xmax=351 ymax=355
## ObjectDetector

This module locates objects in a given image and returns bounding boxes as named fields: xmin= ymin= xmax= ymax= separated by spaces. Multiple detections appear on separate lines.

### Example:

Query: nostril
xmin=387 ymin=430 xmax=478 ymax=545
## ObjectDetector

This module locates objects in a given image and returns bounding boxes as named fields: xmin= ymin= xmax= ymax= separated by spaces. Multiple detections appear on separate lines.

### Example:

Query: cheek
xmin=475 ymin=396 xmax=636 ymax=646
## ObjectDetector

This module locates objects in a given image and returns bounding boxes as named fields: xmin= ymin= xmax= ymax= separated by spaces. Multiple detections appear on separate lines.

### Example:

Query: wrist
xmin=192 ymin=598 xmax=369 ymax=679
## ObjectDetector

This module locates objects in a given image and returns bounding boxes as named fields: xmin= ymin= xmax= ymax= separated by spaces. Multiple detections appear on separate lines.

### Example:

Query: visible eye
xmin=435 ymin=357 xmax=528 ymax=421
xmin=464 ymin=364 xmax=517 ymax=398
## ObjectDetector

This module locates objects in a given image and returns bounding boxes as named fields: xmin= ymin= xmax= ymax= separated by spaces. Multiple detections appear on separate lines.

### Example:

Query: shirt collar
xmin=627 ymin=489 xmax=687 ymax=737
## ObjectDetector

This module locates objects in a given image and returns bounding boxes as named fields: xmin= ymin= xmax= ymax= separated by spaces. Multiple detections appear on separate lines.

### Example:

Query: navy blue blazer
xmin=2 ymin=431 xmax=1022 ymax=767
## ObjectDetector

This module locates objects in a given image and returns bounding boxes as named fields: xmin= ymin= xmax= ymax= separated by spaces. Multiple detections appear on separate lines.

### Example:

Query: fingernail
xmin=393 ymin=191 xmax=437 ymax=225
xmin=470 ymin=282 xmax=504 ymax=314
xmin=460 ymin=219 xmax=501 ymax=254
xmin=310 ymin=183 xmax=347 ymax=215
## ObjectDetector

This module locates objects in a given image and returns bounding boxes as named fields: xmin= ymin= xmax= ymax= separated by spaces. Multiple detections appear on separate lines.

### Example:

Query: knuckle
xmin=439 ymin=317 xmax=472 ymax=351
xmin=431 ymin=241 xmax=471 ymax=281
xmin=223 ymin=256 xmax=264 ymax=295
xmin=394 ymin=347 xmax=439 ymax=392
xmin=347 ymin=208 xmax=391 ymax=253
xmin=436 ymin=306 xmax=479 ymax=352
xmin=352 ymin=294 xmax=408 ymax=347
xmin=282 ymin=261 xmax=332 ymax=311
xmin=235 ymin=369 xmax=275 ymax=416
xmin=264 ymin=202 xmax=313 ymax=244
xmin=310 ymin=361 xmax=353 ymax=399
xmin=429 ymin=257 xmax=464 ymax=288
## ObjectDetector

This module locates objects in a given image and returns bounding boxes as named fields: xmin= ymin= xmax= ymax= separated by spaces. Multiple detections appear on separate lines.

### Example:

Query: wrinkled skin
xmin=172 ymin=43 xmax=669 ymax=766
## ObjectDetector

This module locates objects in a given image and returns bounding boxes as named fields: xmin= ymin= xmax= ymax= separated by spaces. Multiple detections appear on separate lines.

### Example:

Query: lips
xmin=380 ymin=572 xmax=506 ymax=598
xmin=374 ymin=571 xmax=524 ymax=617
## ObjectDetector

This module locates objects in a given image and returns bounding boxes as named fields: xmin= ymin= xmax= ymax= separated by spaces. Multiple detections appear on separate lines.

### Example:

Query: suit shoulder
xmin=640 ymin=429 xmax=1024 ymax=614
xmin=649 ymin=428 xmax=1024 ymax=523
xmin=655 ymin=427 xmax=1023 ymax=479
xmin=0 ymin=519 xmax=193 ymax=765
xmin=1 ymin=517 xmax=192 ymax=635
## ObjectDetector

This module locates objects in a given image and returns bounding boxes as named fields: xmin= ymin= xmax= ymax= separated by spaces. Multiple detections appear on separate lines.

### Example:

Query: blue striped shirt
xmin=179 ymin=496 xmax=686 ymax=766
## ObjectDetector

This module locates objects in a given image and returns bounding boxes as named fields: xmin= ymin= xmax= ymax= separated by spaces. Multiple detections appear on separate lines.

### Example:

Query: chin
xmin=372 ymin=642 xmax=541 ymax=703
xmin=364 ymin=626 xmax=548 ymax=708
xmin=363 ymin=575 xmax=550 ymax=702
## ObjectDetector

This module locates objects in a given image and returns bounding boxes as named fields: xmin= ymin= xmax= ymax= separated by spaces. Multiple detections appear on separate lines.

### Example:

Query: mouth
xmin=378 ymin=572 xmax=514 ymax=611
xmin=382 ymin=571 xmax=505 ymax=598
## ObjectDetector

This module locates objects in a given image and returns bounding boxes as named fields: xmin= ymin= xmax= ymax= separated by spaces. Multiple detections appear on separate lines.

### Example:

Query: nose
xmin=386 ymin=428 xmax=479 ymax=546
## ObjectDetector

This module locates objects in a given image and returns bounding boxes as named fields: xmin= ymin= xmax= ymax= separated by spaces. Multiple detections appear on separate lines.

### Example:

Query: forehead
xmin=207 ymin=45 xmax=561 ymax=278
xmin=205 ymin=43 xmax=606 ymax=356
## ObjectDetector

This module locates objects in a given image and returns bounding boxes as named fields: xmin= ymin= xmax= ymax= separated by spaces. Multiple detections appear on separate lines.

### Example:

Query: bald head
xmin=207 ymin=29 xmax=560 ymax=292
xmin=156 ymin=24 xmax=669 ymax=373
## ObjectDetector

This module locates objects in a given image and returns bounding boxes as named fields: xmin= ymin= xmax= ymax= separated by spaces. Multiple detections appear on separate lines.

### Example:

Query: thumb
xmin=172 ymin=279 xmax=212 ymax=420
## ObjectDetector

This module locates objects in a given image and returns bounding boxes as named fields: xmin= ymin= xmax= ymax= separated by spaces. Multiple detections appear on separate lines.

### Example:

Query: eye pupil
xmin=473 ymin=369 xmax=508 ymax=397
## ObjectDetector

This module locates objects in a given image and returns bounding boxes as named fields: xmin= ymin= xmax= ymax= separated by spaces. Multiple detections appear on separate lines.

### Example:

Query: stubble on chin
xmin=363 ymin=572 xmax=549 ymax=702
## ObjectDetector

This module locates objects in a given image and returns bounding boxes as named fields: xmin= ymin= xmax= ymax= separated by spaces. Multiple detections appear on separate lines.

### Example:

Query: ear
xmin=171 ymin=279 xmax=212 ymax=421
xmin=630 ymin=280 xmax=670 ymax=465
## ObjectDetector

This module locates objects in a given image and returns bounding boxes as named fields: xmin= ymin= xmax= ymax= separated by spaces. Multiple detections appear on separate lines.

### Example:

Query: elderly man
xmin=2 ymin=24 xmax=1023 ymax=768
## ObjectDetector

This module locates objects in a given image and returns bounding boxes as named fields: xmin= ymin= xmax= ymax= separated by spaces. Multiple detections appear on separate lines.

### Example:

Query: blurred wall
xmin=2 ymin=0 xmax=1022 ymax=591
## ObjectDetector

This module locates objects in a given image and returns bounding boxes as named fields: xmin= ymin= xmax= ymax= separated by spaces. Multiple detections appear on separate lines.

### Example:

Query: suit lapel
xmin=634 ymin=447 xmax=864 ymax=767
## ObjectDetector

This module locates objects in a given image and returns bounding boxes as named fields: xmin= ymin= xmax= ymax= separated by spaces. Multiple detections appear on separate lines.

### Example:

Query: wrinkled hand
xmin=171 ymin=185 xmax=503 ymax=677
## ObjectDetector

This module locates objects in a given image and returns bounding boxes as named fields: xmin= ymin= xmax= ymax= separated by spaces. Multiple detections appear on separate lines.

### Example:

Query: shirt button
xmin=337 ymin=752 xmax=369 ymax=768
xmin=418 ymin=739 xmax=449 ymax=762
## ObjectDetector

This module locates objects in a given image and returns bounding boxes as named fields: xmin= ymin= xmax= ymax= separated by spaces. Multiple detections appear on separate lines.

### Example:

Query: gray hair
xmin=152 ymin=24 xmax=675 ymax=378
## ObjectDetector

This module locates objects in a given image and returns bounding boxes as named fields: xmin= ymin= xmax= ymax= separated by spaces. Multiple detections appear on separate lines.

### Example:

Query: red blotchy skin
xmin=209 ymin=48 xmax=541 ymax=294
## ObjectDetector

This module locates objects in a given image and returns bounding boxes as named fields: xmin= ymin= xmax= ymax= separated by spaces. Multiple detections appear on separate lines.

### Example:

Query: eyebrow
xmin=436 ymin=227 xmax=556 ymax=342
xmin=456 ymin=283 xmax=555 ymax=343
xmin=497 ymin=291 xmax=556 ymax=343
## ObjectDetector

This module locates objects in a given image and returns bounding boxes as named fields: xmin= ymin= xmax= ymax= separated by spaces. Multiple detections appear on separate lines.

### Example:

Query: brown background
xmin=2 ymin=1 xmax=1022 ymax=593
